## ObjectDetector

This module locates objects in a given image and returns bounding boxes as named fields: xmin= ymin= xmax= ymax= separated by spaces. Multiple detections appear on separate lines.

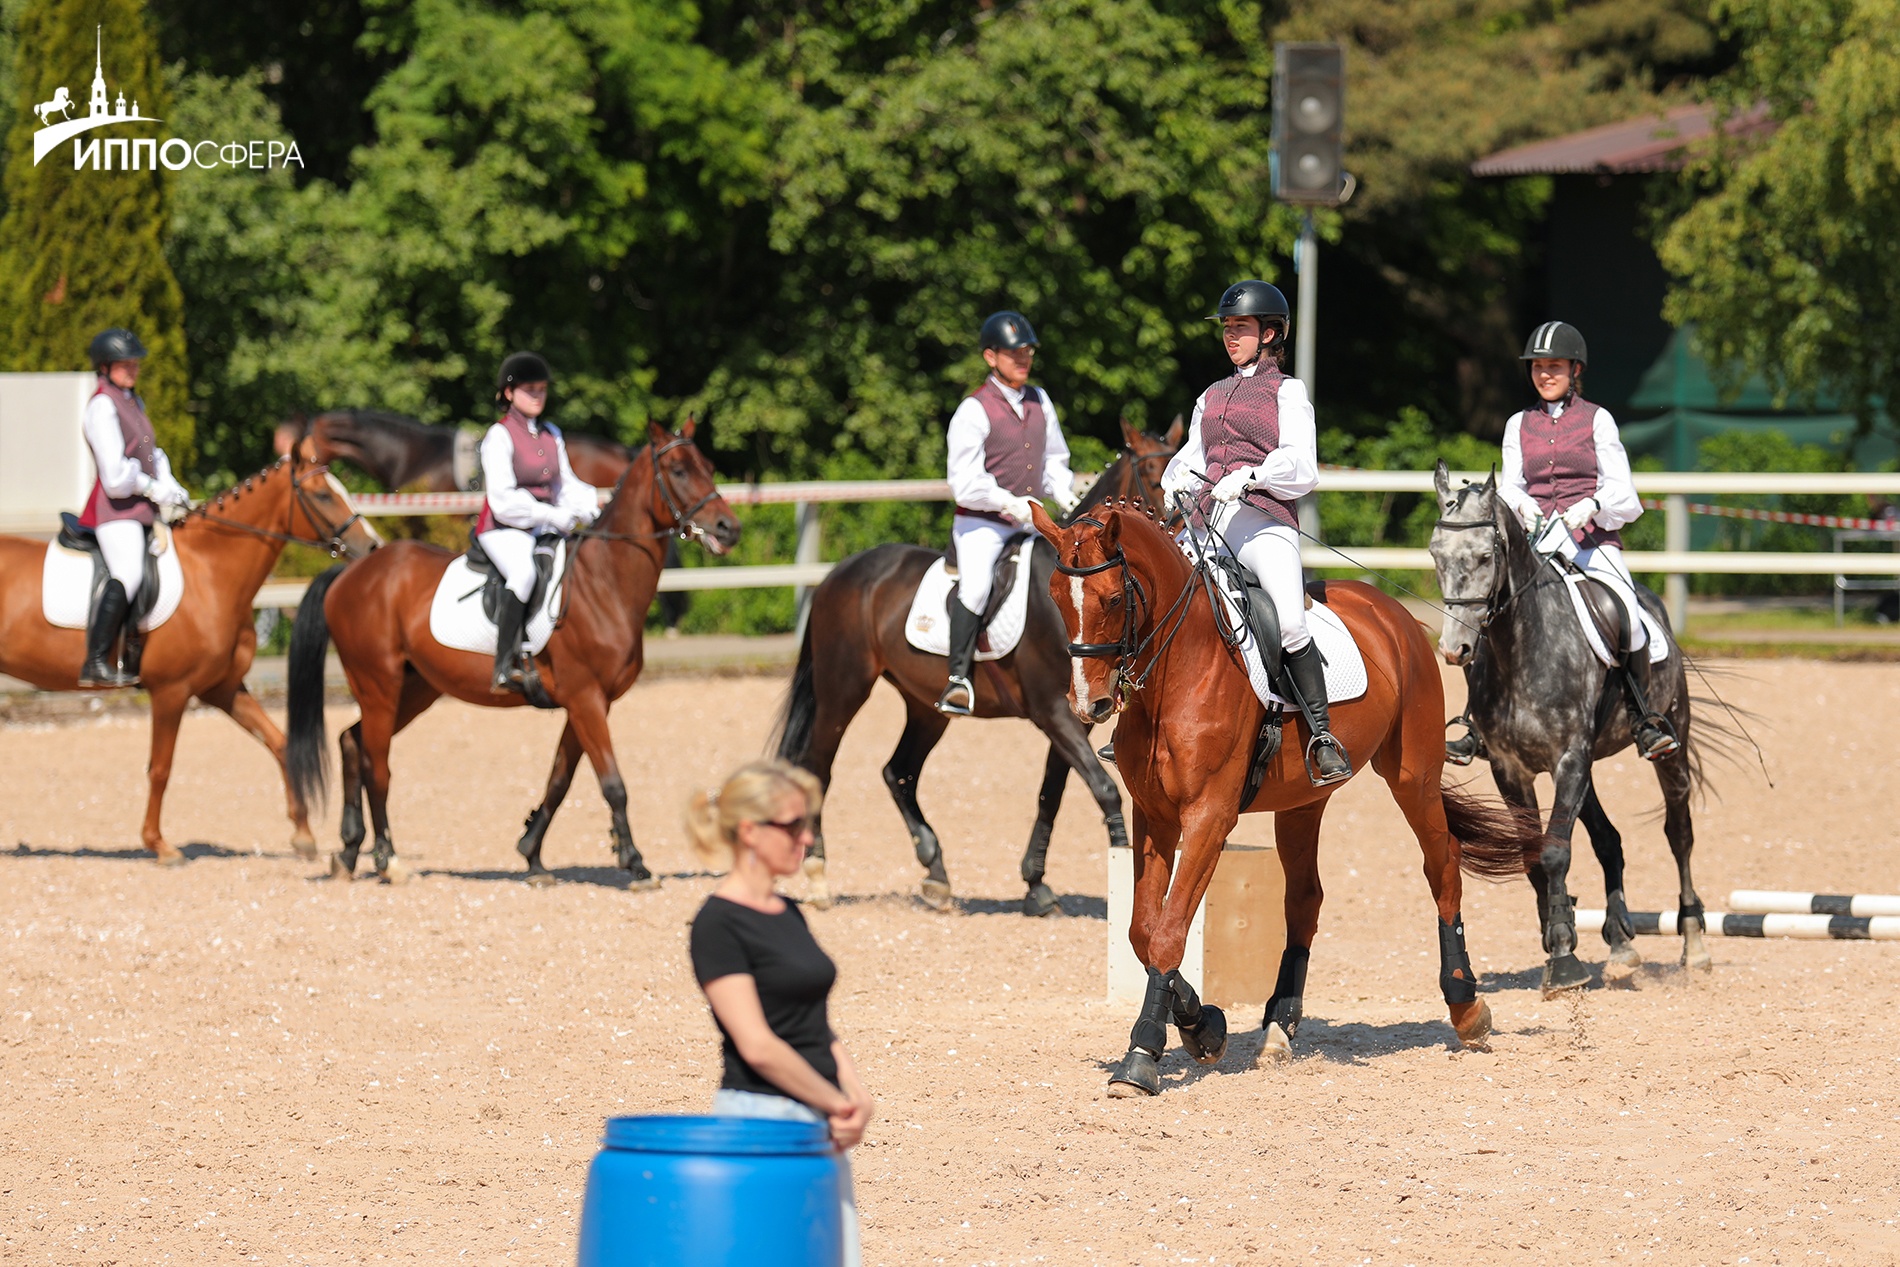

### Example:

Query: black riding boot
xmin=1621 ymin=649 xmax=1680 ymax=760
xmin=1445 ymin=717 xmax=1483 ymax=766
xmin=936 ymin=599 xmax=981 ymax=715
xmin=491 ymin=592 xmax=529 ymax=694
xmin=1282 ymin=640 xmax=1352 ymax=786
xmin=78 ymin=580 xmax=135 ymax=688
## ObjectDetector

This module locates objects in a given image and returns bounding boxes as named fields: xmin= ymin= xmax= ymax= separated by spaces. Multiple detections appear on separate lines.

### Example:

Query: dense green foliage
xmin=0 ymin=0 xmax=190 ymax=461
xmin=1659 ymin=0 xmax=1898 ymax=430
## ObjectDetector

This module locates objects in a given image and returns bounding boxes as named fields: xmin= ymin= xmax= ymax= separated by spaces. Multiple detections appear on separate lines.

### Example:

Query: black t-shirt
xmin=689 ymin=894 xmax=839 ymax=1096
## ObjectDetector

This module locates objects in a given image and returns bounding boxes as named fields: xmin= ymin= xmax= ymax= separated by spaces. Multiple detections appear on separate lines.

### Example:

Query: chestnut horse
xmin=0 ymin=450 xmax=382 ymax=863
xmin=285 ymin=422 xmax=740 ymax=885
xmin=1030 ymin=502 xmax=1549 ymax=1096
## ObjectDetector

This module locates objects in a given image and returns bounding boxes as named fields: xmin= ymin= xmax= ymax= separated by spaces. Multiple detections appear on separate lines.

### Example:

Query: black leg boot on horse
xmin=1621 ymin=650 xmax=1680 ymax=760
xmin=78 ymin=579 xmax=137 ymax=688
xmin=1109 ymin=967 xmax=1227 ymax=1097
xmin=1282 ymin=641 xmax=1351 ymax=786
xmin=935 ymin=599 xmax=981 ymax=716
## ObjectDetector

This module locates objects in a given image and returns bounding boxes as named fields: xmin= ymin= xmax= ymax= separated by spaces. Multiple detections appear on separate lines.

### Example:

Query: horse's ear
xmin=680 ymin=414 xmax=697 ymax=441
xmin=646 ymin=419 xmax=668 ymax=445
xmin=1433 ymin=459 xmax=1451 ymax=504
xmin=1165 ymin=413 xmax=1185 ymax=449
xmin=1119 ymin=416 xmax=1139 ymax=448
xmin=1483 ymin=464 xmax=1497 ymax=494
xmin=297 ymin=435 xmax=318 ymax=463
xmin=1029 ymin=500 xmax=1063 ymax=546
xmin=1098 ymin=508 xmax=1122 ymax=552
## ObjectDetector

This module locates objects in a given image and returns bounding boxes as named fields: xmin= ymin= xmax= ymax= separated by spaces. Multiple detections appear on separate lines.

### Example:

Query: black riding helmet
xmin=496 ymin=351 xmax=553 ymax=403
xmin=1520 ymin=321 xmax=1588 ymax=367
xmin=88 ymin=327 xmax=147 ymax=368
xmin=1207 ymin=280 xmax=1290 ymax=341
xmin=979 ymin=311 xmax=1039 ymax=351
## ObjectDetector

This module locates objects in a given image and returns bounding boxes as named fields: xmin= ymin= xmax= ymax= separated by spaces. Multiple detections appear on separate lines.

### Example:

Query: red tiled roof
xmin=1472 ymin=102 xmax=1773 ymax=176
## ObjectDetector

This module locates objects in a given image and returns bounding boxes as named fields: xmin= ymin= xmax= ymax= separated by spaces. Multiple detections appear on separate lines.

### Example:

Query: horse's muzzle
xmin=1439 ymin=642 xmax=1473 ymax=668
xmin=1087 ymin=696 xmax=1116 ymax=724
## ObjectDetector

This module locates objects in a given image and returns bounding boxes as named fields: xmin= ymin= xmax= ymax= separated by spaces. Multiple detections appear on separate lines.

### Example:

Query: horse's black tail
xmin=1443 ymin=783 xmax=1551 ymax=881
xmin=287 ymin=565 xmax=346 ymax=811
xmin=770 ymin=617 xmax=819 ymax=765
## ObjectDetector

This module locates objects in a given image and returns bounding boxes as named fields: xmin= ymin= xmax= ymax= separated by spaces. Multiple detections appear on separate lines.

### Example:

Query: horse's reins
xmin=1432 ymin=507 xmax=1569 ymax=633
xmin=572 ymin=435 xmax=717 ymax=547
xmin=1053 ymin=513 xmax=1205 ymax=708
xmin=183 ymin=455 xmax=365 ymax=557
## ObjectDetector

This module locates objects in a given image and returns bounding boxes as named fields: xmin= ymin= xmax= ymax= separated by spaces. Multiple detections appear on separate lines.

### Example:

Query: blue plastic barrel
xmin=576 ymin=1115 xmax=843 ymax=1266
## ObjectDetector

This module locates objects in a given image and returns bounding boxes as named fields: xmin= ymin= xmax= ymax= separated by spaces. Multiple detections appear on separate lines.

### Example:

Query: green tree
xmin=0 ymin=0 xmax=191 ymax=464
xmin=1659 ymin=0 xmax=1896 ymax=430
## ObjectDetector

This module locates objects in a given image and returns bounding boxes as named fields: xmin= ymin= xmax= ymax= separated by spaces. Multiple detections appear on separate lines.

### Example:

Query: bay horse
xmin=772 ymin=421 xmax=1180 ymax=917
xmin=1427 ymin=463 xmax=1706 ymax=994
xmin=0 ymin=448 xmax=381 ymax=863
xmin=1029 ymin=501 xmax=1550 ymax=1096
xmin=285 ymin=421 xmax=740 ymax=885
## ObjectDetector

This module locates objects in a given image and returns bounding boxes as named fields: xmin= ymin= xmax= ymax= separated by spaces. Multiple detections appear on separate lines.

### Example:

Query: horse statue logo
xmin=34 ymin=87 xmax=73 ymax=126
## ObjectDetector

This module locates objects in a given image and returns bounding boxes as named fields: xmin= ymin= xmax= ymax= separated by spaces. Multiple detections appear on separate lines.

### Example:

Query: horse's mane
xmin=171 ymin=454 xmax=297 ymax=537
xmin=317 ymin=408 xmax=446 ymax=440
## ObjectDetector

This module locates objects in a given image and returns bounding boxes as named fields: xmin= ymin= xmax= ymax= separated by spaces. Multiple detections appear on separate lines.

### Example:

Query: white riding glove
xmin=1054 ymin=486 xmax=1081 ymax=517
xmin=1160 ymin=467 xmax=1197 ymax=501
xmin=1516 ymin=502 xmax=1546 ymax=536
xmin=149 ymin=475 xmax=191 ymax=509
xmin=1560 ymin=498 xmax=1598 ymax=533
xmin=1210 ymin=468 xmax=1255 ymax=505
xmin=1000 ymin=494 xmax=1036 ymax=526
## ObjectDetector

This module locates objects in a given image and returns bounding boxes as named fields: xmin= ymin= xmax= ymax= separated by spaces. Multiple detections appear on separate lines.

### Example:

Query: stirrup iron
xmin=936 ymin=675 xmax=974 ymax=716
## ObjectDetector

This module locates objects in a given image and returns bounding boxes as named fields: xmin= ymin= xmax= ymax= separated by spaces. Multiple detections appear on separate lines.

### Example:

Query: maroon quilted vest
xmin=79 ymin=379 xmax=158 ymax=528
xmin=1198 ymin=364 xmax=1297 ymax=529
xmin=476 ymin=409 xmax=559 ymax=533
xmin=954 ymin=379 xmax=1047 ymax=524
xmin=1518 ymin=396 xmax=1619 ymax=548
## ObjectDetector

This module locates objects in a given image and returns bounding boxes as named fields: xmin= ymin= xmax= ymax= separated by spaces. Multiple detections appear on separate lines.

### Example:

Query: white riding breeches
xmin=1574 ymin=543 xmax=1646 ymax=653
xmin=1200 ymin=502 xmax=1309 ymax=652
xmin=95 ymin=519 xmax=148 ymax=600
xmin=951 ymin=515 xmax=1015 ymax=614
xmin=477 ymin=527 xmax=539 ymax=603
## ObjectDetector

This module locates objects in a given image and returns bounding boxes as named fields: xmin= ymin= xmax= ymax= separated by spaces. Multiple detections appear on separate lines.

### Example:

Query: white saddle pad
xmin=904 ymin=539 xmax=1035 ymax=662
xmin=1205 ymin=564 xmax=1368 ymax=711
xmin=41 ymin=529 xmax=185 ymax=632
xmin=1562 ymin=572 xmax=1668 ymax=668
xmin=428 ymin=540 xmax=567 ymax=657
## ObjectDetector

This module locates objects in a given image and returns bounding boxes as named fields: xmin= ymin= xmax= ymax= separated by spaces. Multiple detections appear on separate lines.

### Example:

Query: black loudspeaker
xmin=1273 ymin=43 xmax=1345 ymax=205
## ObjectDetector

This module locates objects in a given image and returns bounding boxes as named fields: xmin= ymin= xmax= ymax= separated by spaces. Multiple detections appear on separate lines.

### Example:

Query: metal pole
xmin=791 ymin=500 xmax=821 ymax=645
xmin=1294 ymin=212 xmax=1321 ymax=541
xmin=1665 ymin=493 xmax=1688 ymax=633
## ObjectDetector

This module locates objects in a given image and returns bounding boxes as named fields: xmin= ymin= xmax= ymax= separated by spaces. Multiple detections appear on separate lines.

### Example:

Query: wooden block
xmin=1107 ymin=841 xmax=1287 ymax=1009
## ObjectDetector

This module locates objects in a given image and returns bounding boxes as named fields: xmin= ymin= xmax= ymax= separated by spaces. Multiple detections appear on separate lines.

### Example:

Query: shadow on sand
xmin=10 ymin=840 xmax=255 ymax=863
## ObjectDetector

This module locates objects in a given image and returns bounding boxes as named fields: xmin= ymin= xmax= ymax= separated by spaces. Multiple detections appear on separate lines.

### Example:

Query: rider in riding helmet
xmin=76 ymin=327 xmax=191 ymax=688
xmin=476 ymin=352 xmax=601 ymax=696
xmin=1447 ymin=321 xmax=1679 ymax=763
xmin=937 ymin=310 xmax=1081 ymax=716
xmin=1160 ymin=280 xmax=1350 ymax=786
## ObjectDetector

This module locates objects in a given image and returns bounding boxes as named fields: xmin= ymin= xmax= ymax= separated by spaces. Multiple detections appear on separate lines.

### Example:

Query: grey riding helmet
xmin=88 ymin=327 xmax=147 ymax=368
xmin=1207 ymin=280 xmax=1290 ymax=340
xmin=979 ymin=311 xmax=1039 ymax=351
xmin=1521 ymin=321 xmax=1588 ymax=367
xmin=496 ymin=351 xmax=553 ymax=402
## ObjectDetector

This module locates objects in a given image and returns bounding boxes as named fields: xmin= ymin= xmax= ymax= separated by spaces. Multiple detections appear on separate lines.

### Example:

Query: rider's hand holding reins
xmin=1559 ymin=498 xmax=1598 ymax=532
xmin=1000 ymin=494 xmax=1036 ymax=526
xmin=1210 ymin=469 xmax=1254 ymax=504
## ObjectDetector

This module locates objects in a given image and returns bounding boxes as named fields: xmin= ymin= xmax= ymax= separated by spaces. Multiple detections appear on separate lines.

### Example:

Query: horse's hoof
xmin=524 ymin=870 xmax=556 ymax=889
xmin=1603 ymin=945 xmax=1642 ymax=983
xmin=151 ymin=845 xmax=187 ymax=868
xmin=328 ymin=853 xmax=355 ymax=881
xmin=919 ymin=879 xmax=953 ymax=912
xmin=291 ymin=835 xmax=319 ymax=861
xmin=1257 ymin=1022 xmax=1293 ymax=1066
xmin=1682 ymin=947 xmax=1713 ymax=972
xmin=1541 ymin=953 xmax=1591 ymax=997
xmin=626 ymin=874 xmax=661 ymax=894
xmin=1022 ymin=882 xmax=1059 ymax=918
xmin=1107 ymin=1049 xmax=1161 ymax=1097
xmin=379 ymin=858 xmax=415 ymax=886
xmin=1453 ymin=1000 xmax=1494 ymax=1051
xmin=1178 ymin=1005 xmax=1228 ymax=1066
xmin=801 ymin=858 xmax=832 ymax=909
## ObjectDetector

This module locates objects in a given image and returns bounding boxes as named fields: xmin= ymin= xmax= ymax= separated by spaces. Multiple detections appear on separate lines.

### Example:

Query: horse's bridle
xmin=576 ymin=434 xmax=722 ymax=546
xmin=1433 ymin=510 xmax=1510 ymax=629
xmin=189 ymin=453 xmax=367 ymax=558
xmin=1054 ymin=518 xmax=1201 ymax=709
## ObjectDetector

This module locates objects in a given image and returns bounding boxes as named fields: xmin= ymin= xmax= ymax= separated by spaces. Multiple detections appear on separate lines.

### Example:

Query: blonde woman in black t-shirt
xmin=687 ymin=760 xmax=872 ymax=1265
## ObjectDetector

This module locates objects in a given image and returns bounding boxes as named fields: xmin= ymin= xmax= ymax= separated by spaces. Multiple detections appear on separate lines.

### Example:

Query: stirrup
xmin=1304 ymin=734 xmax=1352 ymax=787
xmin=1445 ymin=714 xmax=1483 ymax=767
xmin=1096 ymin=743 xmax=1116 ymax=764
xmin=1634 ymin=718 xmax=1681 ymax=761
xmin=936 ymin=675 xmax=974 ymax=716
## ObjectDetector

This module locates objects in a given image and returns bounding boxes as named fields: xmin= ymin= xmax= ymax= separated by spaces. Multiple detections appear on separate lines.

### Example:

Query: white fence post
xmin=791 ymin=500 xmax=821 ymax=646
xmin=1665 ymin=493 xmax=1689 ymax=633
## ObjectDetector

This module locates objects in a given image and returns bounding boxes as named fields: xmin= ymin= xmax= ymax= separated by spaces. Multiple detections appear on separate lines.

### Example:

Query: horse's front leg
xmin=1108 ymin=797 xmax=1236 ymax=1098
xmin=139 ymin=684 xmax=192 ymax=867
xmin=1539 ymin=747 xmax=1595 ymax=996
xmin=517 ymin=721 xmax=584 ymax=886
xmin=566 ymin=692 xmax=656 ymax=890
xmin=1578 ymin=779 xmax=1641 ymax=981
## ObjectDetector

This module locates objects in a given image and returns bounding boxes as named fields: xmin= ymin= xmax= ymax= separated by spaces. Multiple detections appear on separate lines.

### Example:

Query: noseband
xmin=651 ymin=434 xmax=720 ymax=540
xmin=1433 ymin=511 xmax=1508 ymax=629
xmin=1054 ymin=519 xmax=1201 ymax=705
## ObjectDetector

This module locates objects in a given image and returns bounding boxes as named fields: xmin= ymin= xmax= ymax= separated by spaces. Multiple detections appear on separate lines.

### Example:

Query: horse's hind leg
xmin=1579 ymin=780 xmax=1641 ymax=981
xmin=334 ymin=721 xmax=368 ymax=879
xmin=794 ymin=652 xmax=880 ymax=909
xmin=201 ymin=678 xmax=318 ymax=859
xmin=883 ymin=696 xmax=953 ymax=910
xmin=517 ymin=721 xmax=583 ymax=887
xmin=1260 ymin=803 xmax=1326 ymax=1064
xmin=359 ymin=669 xmax=440 ymax=885
xmin=1655 ymin=748 xmax=1708 ymax=970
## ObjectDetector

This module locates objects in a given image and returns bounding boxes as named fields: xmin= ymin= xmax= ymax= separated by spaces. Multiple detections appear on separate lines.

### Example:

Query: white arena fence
xmin=242 ymin=471 xmax=1900 ymax=630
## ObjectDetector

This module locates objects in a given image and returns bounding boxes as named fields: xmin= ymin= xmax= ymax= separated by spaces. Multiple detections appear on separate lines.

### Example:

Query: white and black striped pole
xmin=1729 ymin=890 xmax=1900 ymax=917
xmin=1578 ymin=908 xmax=1900 ymax=941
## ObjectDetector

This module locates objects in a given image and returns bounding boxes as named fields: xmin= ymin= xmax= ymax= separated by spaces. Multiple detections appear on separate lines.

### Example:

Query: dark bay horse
xmin=772 ymin=422 xmax=1181 ymax=917
xmin=1427 ymin=463 xmax=1706 ymax=994
xmin=1030 ymin=502 xmax=1550 ymax=1096
xmin=285 ymin=422 xmax=740 ymax=885
xmin=0 ymin=450 xmax=381 ymax=862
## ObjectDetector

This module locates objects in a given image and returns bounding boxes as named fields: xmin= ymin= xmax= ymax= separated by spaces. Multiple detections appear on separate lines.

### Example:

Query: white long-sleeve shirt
xmin=83 ymin=391 xmax=171 ymax=499
xmin=1498 ymin=402 xmax=1642 ymax=532
xmin=945 ymin=376 xmax=1075 ymax=514
xmin=480 ymin=419 xmax=600 ymax=533
xmin=1163 ymin=366 xmax=1319 ymax=502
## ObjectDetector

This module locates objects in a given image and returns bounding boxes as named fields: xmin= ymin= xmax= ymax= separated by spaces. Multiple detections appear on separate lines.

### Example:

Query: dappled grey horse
xmin=1427 ymin=463 xmax=1708 ymax=994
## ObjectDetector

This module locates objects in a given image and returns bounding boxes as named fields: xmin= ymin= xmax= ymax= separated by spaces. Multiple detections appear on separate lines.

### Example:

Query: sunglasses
xmin=755 ymin=816 xmax=814 ymax=837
